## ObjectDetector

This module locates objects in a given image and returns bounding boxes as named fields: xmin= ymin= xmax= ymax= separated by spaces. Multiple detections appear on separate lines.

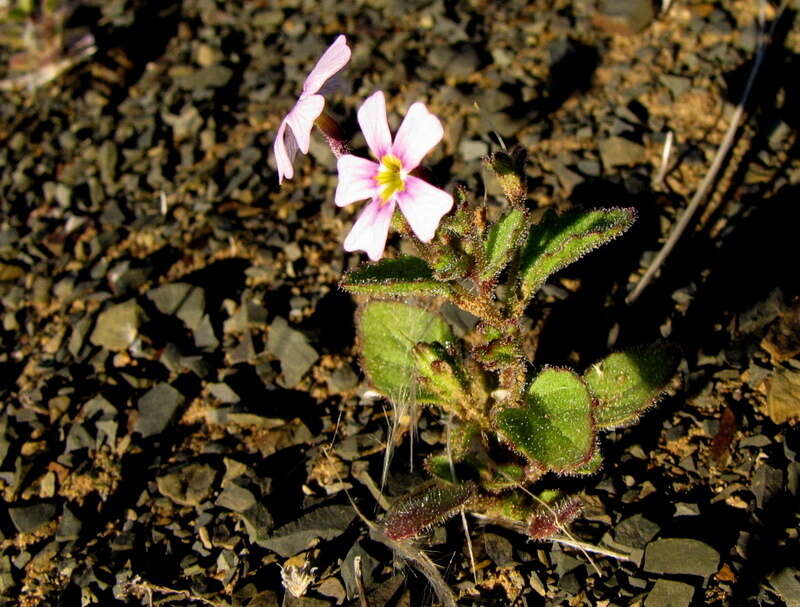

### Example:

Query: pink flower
xmin=335 ymin=91 xmax=453 ymax=260
xmin=274 ymin=35 xmax=351 ymax=184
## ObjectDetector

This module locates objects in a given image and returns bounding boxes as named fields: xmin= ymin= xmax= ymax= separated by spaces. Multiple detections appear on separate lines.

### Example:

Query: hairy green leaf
xmin=384 ymin=481 xmax=476 ymax=540
xmin=474 ymin=337 xmax=523 ymax=370
xmin=411 ymin=342 xmax=470 ymax=409
xmin=357 ymin=301 xmax=453 ymax=405
xmin=473 ymin=492 xmax=535 ymax=524
xmin=341 ymin=256 xmax=451 ymax=298
xmin=494 ymin=367 xmax=595 ymax=473
xmin=585 ymin=344 xmax=678 ymax=429
xmin=527 ymin=495 xmax=582 ymax=540
xmin=479 ymin=462 xmax=527 ymax=493
xmin=572 ymin=448 xmax=603 ymax=475
xmin=480 ymin=208 xmax=528 ymax=281
xmin=519 ymin=207 xmax=635 ymax=300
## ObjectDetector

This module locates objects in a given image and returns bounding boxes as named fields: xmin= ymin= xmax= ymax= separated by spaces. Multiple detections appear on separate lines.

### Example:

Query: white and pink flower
xmin=274 ymin=35 xmax=351 ymax=184
xmin=335 ymin=91 xmax=453 ymax=260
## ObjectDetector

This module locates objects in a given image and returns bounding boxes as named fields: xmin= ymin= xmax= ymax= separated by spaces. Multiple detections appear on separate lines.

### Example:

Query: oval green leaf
xmin=585 ymin=344 xmax=678 ymax=429
xmin=494 ymin=367 xmax=595 ymax=473
xmin=357 ymin=301 xmax=453 ymax=405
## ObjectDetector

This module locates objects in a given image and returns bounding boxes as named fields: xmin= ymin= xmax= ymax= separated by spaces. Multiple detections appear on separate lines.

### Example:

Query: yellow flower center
xmin=375 ymin=154 xmax=406 ymax=202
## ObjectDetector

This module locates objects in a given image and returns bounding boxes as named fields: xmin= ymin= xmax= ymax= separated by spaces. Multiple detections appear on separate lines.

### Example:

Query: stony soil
xmin=0 ymin=1 xmax=798 ymax=606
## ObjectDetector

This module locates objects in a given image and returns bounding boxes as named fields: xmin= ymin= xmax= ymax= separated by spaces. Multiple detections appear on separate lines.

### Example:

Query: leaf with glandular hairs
xmin=383 ymin=481 xmax=476 ymax=540
xmin=479 ymin=208 xmax=528 ymax=281
xmin=341 ymin=256 xmax=452 ymax=298
xmin=585 ymin=344 xmax=678 ymax=429
xmin=494 ymin=367 xmax=596 ymax=473
xmin=357 ymin=301 xmax=453 ymax=406
xmin=527 ymin=495 xmax=583 ymax=540
xmin=473 ymin=336 xmax=523 ymax=371
xmin=411 ymin=342 xmax=470 ymax=413
xmin=519 ymin=207 xmax=635 ymax=301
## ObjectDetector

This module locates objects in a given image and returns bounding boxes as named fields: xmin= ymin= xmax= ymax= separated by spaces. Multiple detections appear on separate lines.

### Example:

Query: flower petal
xmin=391 ymin=102 xmax=444 ymax=171
xmin=274 ymin=120 xmax=295 ymax=184
xmin=284 ymin=95 xmax=325 ymax=154
xmin=357 ymin=91 xmax=392 ymax=159
xmin=343 ymin=198 xmax=395 ymax=261
xmin=336 ymin=155 xmax=379 ymax=207
xmin=395 ymin=176 xmax=453 ymax=242
xmin=302 ymin=35 xmax=351 ymax=96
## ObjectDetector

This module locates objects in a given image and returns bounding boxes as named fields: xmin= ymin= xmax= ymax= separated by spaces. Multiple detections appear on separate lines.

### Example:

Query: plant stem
xmin=450 ymin=283 xmax=507 ymax=328
xmin=314 ymin=111 xmax=349 ymax=158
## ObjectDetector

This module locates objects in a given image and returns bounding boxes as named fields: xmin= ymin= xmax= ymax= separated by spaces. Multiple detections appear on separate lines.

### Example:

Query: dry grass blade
xmin=653 ymin=130 xmax=674 ymax=189
xmin=627 ymin=1 xmax=785 ymax=303
xmin=445 ymin=417 xmax=478 ymax=584
xmin=353 ymin=556 xmax=371 ymax=607
xmin=550 ymin=536 xmax=637 ymax=563
xmin=344 ymin=491 xmax=459 ymax=607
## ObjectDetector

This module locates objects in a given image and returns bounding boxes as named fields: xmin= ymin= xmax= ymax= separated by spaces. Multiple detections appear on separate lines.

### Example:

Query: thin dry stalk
xmin=344 ymin=491 xmax=459 ymax=607
xmin=445 ymin=417 xmax=478 ymax=584
xmin=626 ymin=3 xmax=784 ymax=303
xmin=354 ymin=556 xmax=372 ymax=607
xmin=122 ymin=576 xmax=220 ymax=606
xmin=550 ymin=536 xmax=637 ymax=563
xmin=653 ymin=130 xmax=674 ymax=188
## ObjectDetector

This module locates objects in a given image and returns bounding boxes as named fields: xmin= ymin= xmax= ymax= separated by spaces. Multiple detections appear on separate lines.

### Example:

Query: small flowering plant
xmin=275 ymin=36 xmax=677 ymax=546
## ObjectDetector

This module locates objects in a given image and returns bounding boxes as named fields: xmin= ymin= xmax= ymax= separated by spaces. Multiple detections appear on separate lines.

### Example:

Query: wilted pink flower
xmin=335 ymin=91 xmax=453 ymax=260
xmin=274 ymin=35 xmax=351 ymax=184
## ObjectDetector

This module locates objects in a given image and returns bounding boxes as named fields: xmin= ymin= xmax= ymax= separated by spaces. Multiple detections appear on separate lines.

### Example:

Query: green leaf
xmin=480 ymin=208 xmax=528 ymax=281
xmin=426 ymin=454 xmax=460 ymax=483
xmin=425 ymin=454 xmax=483 ymax=484
xmin=585 ymin=344 xmax=678 ymax=429
xmin=494 ymin=367 xmax=595 ymax=473
xmin=519 ymin=207 xmax=635 ymax=300
xmin=383 ymin=481 xmax=476 ymax=540
xmin=473 ymin=493 xmax=534 ymax=524
xmin=572 ymin=448 xmax=603 ymax=476
xmin=474 ymin=337 xmax=523 ymax=370
xmin=527 ymin=495 xmax=582 ymax=540
xmin=341 ymin=256 xmax=451 ymax=298
xmin=357 ymin=301 xmax=453 ymax=405
xmin=411 ymin=342 xmax=469 ymax=409
xmin=480 ymin=463 xmax=527 ymax=493
xmin=448 ymin=422 xmax=480 ymax=460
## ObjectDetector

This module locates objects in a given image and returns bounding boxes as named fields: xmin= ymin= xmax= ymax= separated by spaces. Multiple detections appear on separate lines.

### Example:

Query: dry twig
xmin=627 ymin=2 xmax=785 ymax=303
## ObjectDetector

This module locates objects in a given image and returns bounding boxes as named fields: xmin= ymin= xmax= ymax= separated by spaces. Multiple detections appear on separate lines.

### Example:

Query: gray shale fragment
xmin=216 ymin=483 xmax=257 ymax=512
xmin=644 ymin=538 xmax=720 ymax=579
xmin=267 ymin=316 xmax=319 ymax=388
xmin=147 ymin=282 xmax=206 ymax=331
xmin=156 ymin=463 xmax=217 ymax=507
xmin=614 ymin=513 xmax=660 ymax=549
xmin=593 ymin=0 xmax=655 ymax=34
xmin=134 ymin=382 xmax=185 ymax=438
xmin=56 ymin=505 xmax=82 ymax=542
xmin=768 ymin=567 xmax=800 ymax=607
xmin=645 ymin=579 xmax=695 ymax=607
xmin=9 ymin=502 xmax=57 ymax=534
xmin=90 ymin=299 xmax=145 ymax=352
xmin=599 ymin=135 xmax=646 ymax=168
xmin=239 ymin=502 xmax=274 ymax=546
xmin=262 ymin=504 xmax=354 ymax=557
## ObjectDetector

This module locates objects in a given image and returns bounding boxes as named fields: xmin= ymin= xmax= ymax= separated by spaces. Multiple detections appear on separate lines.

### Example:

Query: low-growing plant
xmin=275 ymin=35 xmax=678 ymax=546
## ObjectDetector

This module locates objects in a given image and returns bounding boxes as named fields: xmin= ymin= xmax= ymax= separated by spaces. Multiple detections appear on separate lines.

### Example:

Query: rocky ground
xmin=0 ymin=0 xmax=798 ymax=605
